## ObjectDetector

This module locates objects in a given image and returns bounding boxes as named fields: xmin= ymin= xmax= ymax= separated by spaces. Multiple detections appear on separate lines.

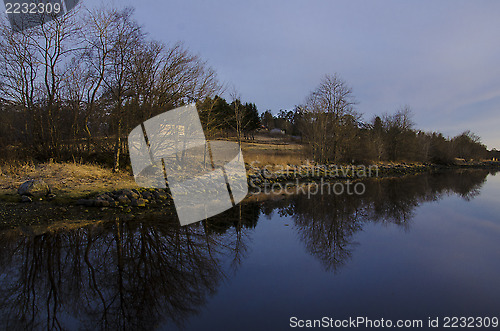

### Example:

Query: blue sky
xmin=85 ymin=0 xmax=500 ymax=149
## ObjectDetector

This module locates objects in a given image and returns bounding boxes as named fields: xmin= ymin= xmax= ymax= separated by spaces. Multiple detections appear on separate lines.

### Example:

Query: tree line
xmin=196 ymin=95 xmax=260 ymax=141
xmin=262 ymin=74 xmax=489 ymax=164
xmin=0 ymin=6 xmax=491 ymax=168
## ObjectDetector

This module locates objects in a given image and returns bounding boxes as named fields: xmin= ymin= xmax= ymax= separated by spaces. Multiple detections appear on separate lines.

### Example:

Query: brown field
xmin=240 ymin=140 xmax=306 ymax=166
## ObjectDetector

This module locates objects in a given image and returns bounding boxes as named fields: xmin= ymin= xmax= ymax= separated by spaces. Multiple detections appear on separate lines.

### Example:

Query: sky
xmin=84 ymin=0 xmax=500 ymax=149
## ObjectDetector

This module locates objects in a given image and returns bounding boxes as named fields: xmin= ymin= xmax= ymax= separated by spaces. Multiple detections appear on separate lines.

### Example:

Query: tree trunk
xmin=113 ymin=117 xmax=122 ymax=172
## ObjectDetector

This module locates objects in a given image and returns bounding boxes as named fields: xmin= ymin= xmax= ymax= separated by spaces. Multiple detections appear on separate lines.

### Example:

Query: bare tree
xmin=0 ymin=7 xmax=81 ymax=156
xmin=382 ymin=105 xmax=415 ymax=161
xmin=300 ymin=74 xmax=359 ymax=163
xmin=83 ymin=7 xmax=144 ymax=171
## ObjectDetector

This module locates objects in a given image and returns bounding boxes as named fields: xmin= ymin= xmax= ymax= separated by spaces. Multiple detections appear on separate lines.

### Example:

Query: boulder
xmin=18 ymin=180 xmax=50 ymax=198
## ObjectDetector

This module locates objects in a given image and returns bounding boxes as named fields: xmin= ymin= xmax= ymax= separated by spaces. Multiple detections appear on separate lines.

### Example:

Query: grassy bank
xmin=1 ymin=158 xmax=499 ymax=204
xmin=0 ymin=156 xmax=498 ymax=234
xmin=0 ymin=161 xmax=138 ymax=203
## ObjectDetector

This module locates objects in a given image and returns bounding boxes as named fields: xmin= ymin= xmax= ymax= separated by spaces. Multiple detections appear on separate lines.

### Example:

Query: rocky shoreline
xmin=11 ymin=161 xmax=500 ymax=209
xmin=1 ymin=162 xmax=498 ymax=233
xmin=75 ymin=188 xmax=172 ymax=209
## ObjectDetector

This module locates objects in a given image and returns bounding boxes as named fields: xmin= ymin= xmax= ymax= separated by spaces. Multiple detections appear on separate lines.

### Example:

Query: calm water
xmin=1 ymin=170 xmax=499 ymax=330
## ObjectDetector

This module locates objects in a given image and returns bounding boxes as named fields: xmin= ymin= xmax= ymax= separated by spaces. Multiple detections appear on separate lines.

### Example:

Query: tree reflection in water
xmin=0 ymin=170 xmax=492 ymax=329
xmin=0 ymin=205 xmax=258 ymax=330
xmin=263 ymin=170 xmax=490 ymax=272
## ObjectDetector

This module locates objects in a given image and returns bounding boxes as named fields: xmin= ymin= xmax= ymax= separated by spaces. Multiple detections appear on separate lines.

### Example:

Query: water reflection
xmin=0 ymin=170 xmax=492 ymax=329
xmin=261 ymin=170 xmax=490 ymax=271
xmin=0 ymin=208 xmax=258 ymax=330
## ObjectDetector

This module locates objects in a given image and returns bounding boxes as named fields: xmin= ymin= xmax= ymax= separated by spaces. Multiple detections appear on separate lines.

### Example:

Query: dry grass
xmin=241 ymin=141 xmax=307 ymax=166
xmin=0 ymin=160 xmax=137 ymax=201
xmin=0 ymin=139 xmax=309 ymax=201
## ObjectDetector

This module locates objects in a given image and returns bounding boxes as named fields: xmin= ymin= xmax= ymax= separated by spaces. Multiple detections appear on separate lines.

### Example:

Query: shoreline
xmin=2 ymin=161 xmax=500 ymax=206
xmin=0 ymin=162 xmax=498 ymax=233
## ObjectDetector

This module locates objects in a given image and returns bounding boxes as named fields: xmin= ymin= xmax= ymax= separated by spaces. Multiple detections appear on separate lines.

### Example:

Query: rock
xmin=97 ymin=193 xmax=111 ymax=201
xmin=141 ymin=191 xmax=152 ymax=199
xmin=126 ymin=190 xmax=138 ymax=199
xmin=95 ymin=199 xmax=110 ymax=207
xmin=117 ymin=195 xmax=130 ymax=205
xmin=20 ymin=195 xmax=32 ymax=203
xmin=131 ymin=198 xmax=146 ymax=207
xmin=17 ymin=180 xmax=50 ymax=198
xmin=116 ymin=189 xmax=140 ymax=199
